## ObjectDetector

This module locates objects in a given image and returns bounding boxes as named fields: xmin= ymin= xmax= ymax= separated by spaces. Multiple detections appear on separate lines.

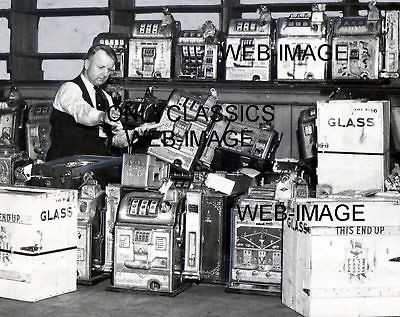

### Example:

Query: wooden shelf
xmin=106 ymin=78 xmax=400 ymax=104
xmin=223 ymin=2 xmax=400 ymax=13
xmin=0 ymin=9 xmax=10 ymax=17
xmin=6 ymin=0 xmax=400 ymax=88
xmin=13 ymin=53 xmax=86 ymax=60
xmin=14 ymin=7 xmax=109 ymax=17
xmin=119 ymin=2 xmax=400 ymax=14
xmin=4 ymin=79 xmax=400 ymax=105
xmin=127 ymin=5 xmax=222 ymax=14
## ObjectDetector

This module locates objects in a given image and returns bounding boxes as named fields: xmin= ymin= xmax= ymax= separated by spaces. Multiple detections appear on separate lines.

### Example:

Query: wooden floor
xmin=0 ymin=280 xmax=301 ymax=317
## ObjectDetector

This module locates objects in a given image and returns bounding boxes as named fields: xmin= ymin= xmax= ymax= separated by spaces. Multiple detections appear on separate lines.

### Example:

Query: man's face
xmin=84 ymin=49 xmax=115 ymax=86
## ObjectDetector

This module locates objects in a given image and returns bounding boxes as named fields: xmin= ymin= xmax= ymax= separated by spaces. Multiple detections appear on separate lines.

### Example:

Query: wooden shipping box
xmin=0 ymin=185 xmax=78 ymax=302
xmin=317 ymin=153 xmax=387 ymax=192
xmin=282 ymin=196 xmax=400 ymax=317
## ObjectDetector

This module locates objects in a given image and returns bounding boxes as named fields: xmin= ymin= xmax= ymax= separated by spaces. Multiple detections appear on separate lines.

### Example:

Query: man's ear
xmin=84 ymin=59 xmax=90 ymax=71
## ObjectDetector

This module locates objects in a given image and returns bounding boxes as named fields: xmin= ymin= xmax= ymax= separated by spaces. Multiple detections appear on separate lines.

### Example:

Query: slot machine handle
xmin=92 ymin=192 xmax=106 ymax=267
xmin=257 ymin=5 xmax=271 ymax=26
xmin=174 ymin=196 xmax=186 ymax=247
xmin=18 ymin=102 xmax=28 ymax=130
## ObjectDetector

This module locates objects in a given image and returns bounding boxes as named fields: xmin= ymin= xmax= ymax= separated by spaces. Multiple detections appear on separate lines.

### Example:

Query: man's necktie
xmin=94 ymin=86 xmax=113 ymax=146
xmin=94 ymin=86 xmax=108 ymax=112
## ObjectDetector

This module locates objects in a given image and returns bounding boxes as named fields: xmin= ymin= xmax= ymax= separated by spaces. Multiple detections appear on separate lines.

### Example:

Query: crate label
xmin=344 ymin=240 xmax=369 ymax=281
xmin=336 ymin=226 xmax=385 ymax=235
xmin=0 ymin=212 xmax=31 ymax=225
xmin=286 ymin=217 xmax=310 ymax=234
xmin=0 ymin=269 xmax=31 ymax=283
xmin=40 ymin=206 xmax=73 ymax=221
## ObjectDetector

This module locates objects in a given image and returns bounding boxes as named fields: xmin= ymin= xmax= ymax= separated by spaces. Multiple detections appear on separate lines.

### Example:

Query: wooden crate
xmin=282 ymin=195 xmax=400 ymax=317
xmin=317 ymin=153 xmax=387 ymax=192
xmin=317 ymin=100 xmax=390 ymax=154
xmin=316 ymin=100 xmax=390 ymax=192
xmin=0 ymin=185 xmax=78 ymax=301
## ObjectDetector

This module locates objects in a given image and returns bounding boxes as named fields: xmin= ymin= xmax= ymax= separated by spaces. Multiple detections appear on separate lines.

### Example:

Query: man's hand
xmin=111 ymin=122 xmax=162 ymax=148
xmin=134 ymin=122 xmax=162 ymax=136
xmin=99 ymin=111 xmax=120 ymax=130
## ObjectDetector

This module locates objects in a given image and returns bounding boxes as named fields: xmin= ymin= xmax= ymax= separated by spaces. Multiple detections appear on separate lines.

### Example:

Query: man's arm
xmin=53 ymin=82 xmax=106 ymax=126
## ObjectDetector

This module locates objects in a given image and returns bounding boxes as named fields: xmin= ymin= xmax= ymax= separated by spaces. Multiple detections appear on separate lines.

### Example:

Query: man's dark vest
xmin=46 ymin=76 xmax=110 ymax=161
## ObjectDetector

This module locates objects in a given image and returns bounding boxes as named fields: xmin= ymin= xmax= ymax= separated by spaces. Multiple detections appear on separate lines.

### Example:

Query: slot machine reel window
xmin=128 ymin=198 xmax=140 ymax=216
xmin=128 ymin=198 xmax=160 ymax=217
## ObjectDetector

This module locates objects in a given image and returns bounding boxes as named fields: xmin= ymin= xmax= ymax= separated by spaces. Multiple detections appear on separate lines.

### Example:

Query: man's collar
xmin=80 ymin=73 xmax=97 ymax=92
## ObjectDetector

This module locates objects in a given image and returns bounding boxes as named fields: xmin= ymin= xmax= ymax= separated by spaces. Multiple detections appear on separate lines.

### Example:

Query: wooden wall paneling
xmin=221 ymin=0 xmax=240 ymax=33
xmin=273 ymin=105 xmax=292 ymax=159
xmin=108 ymin=0 xmax=134 ymax=33
xmin=10 ymin=0 xmax=42 ymax=81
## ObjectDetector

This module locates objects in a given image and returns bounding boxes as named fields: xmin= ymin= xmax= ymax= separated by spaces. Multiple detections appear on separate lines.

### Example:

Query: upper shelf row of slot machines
xmin=94 ymin=3 xmax=400 ymax=82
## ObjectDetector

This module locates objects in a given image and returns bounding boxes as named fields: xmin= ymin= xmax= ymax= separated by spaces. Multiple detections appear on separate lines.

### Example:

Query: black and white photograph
xmin=0 ymin=0 xmax=399 ymax=316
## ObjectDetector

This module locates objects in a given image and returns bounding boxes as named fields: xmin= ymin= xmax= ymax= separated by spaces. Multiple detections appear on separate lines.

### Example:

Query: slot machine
xmin=0 ymin=146 xmax=31 ymax=185
xmin=0 ymin=103 xmax=25 ymax=150
xmin=183 ymin=189 xmax=229 ymax=284
xmin=121 ymin=153 xmax=170 ymax=189
xmin=228 ymin=187 xmax=282 ymax=294
xmin=77 ymin=175 xmax=107 ymax=283
xmin=218 ymin=121 xmax=280 ymax=164
xmin=381 ymin=10 xmax=400 ymax=78
xmin=115 ymin=86 xmax=165 ymax=130
xmin=276 ymin=4 xmax=328 ymax=80
xmin=225 ymin=5 xmax=272 ymax=81
xmin=25 ymin=103 xmax=53 ymax=162
xmin=103 ymin=183 xmax=123 ymax=273
xmin=128 ymin=8 xmax=180 ymax=79
xmin=175 ymin=20 xmax=221 ymax=80
xmin=182 ymin=191 xmax=202 ymax=279
xmin=331 ymin=2 xmax=382 ymax=80
xmin=147 ymin=88 xmax=218 ymax=172
xmin=112 ymin=191 xmax=187 ymax=294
